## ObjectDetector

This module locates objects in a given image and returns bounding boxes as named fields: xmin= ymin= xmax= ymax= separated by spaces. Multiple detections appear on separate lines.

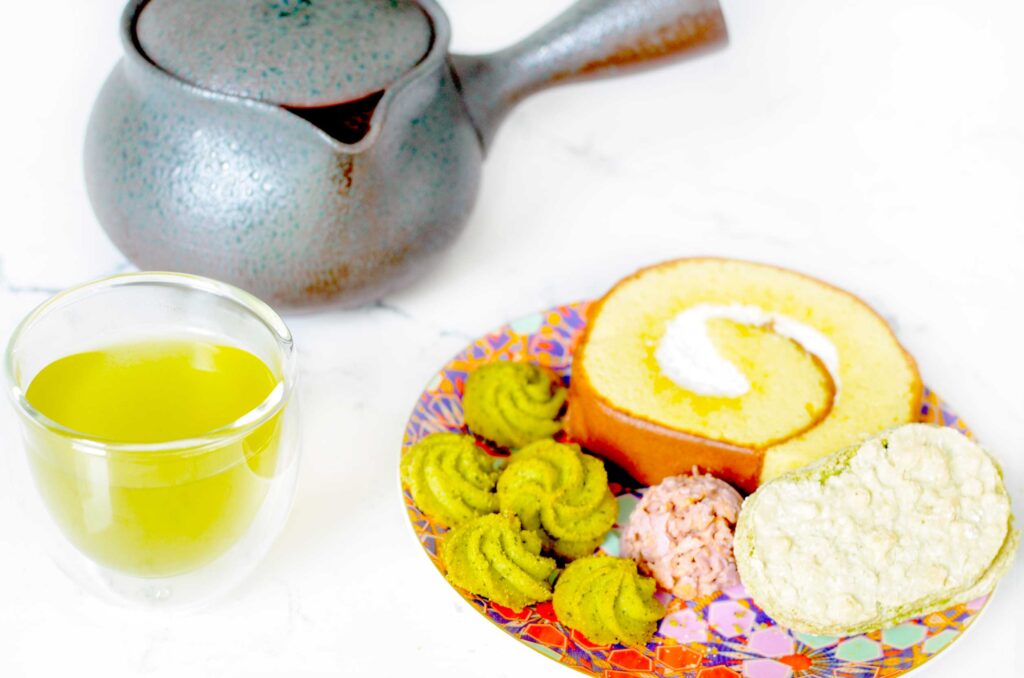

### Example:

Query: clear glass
xmin=4 ymin=272 xmax=300 ymax=608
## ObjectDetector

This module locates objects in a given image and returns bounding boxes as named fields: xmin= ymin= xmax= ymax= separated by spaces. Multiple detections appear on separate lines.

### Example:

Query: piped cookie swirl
xmin=441 ymin=513 xmax=558 ymax=611
xmin=553 ymin=555 xmax=666 ymax=646
xmin=463 ymin=361 xmax=567 ymax=449
xmin=401 ymin=432 xmax=499 ymax=527
xmin=498 ymin=440 xmax=617 ymax=559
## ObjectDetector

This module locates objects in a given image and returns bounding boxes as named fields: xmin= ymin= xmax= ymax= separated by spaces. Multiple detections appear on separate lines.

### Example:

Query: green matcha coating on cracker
xmin=463 ymin=361 xmax=567 ymax=449
xmin=553 ymin=555 xmax=666 ymax=646
xmin=441 ymin=513 xmax=558 ymax=611
xmin=498 ymin=440 xmax=617 ymax=559
xmin=401 ymin=432 xmax=499 ymax=528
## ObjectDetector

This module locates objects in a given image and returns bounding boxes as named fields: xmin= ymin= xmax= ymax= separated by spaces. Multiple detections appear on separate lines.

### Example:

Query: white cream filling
xmin=654 ymin=303 xmax=840 ymax=397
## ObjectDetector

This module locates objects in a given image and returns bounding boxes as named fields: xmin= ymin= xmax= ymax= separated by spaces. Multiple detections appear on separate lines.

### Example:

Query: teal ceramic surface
xmin=136 ymin=0 xmax=432 ymax=106
xmin=85 ymin=0 xmax=727 ymax=309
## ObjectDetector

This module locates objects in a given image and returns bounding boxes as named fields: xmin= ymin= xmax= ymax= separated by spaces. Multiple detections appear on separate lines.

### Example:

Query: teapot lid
xmin=135 ymin=0 xmax=433 ymax=107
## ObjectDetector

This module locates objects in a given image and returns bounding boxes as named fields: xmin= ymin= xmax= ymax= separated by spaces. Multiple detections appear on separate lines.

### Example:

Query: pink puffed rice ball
xmin=622 ymin=471 xmax=743 ymax=599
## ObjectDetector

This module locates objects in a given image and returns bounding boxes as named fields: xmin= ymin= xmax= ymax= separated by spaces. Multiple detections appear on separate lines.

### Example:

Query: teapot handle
xmin=450 ymin=0 xmax=727 ymax=151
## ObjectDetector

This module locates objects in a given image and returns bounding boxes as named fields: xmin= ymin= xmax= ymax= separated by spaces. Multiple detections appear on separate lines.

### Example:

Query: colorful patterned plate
xmin=401 ymin=301 xmax=989 ymax=678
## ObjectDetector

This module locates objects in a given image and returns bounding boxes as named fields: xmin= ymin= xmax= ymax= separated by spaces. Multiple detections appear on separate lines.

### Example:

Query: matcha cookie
xmin=442 ymin=512 xmax=558 ymax=611
xmin=498 ymin=439 xmax=617 ymax=559
xmin=463 ymin=361 xmax=566 ymax=449
xmin=401 ymin=432 xmax=499 ymax=527
xmin=553 ymin=555 xmax=666 ymax=646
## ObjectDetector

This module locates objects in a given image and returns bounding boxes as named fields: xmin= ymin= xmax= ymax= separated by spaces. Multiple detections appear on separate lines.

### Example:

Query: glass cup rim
xmin=4 ymin=271 xmax=295 ymax=456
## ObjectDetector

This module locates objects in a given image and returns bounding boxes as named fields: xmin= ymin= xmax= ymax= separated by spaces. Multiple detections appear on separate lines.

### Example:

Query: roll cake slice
xmin=565 ymin=258 xmax=922 ymax=492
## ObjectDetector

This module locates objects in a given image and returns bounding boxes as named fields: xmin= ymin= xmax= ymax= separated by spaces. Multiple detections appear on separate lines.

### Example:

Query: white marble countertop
xmin=1 ymin=0 xmax=1021 ymax=676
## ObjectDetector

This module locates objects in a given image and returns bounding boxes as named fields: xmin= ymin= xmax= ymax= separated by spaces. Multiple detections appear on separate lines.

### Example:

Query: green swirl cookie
xmin=463 ymin=361 xmax=567 ymax=449
xmin=553 ymin=555 xmax=666 ymax=646
xmin=442 ymin=513 xmax=558 ymax=611
xmin=498 ymin=440 xmax=617 ymax=559
xmin=400 ymin=433 xmax=499 ymax=527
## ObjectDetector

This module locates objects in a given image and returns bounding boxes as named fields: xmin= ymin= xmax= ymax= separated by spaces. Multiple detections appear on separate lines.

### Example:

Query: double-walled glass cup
xmin=5 ymin=273 xmax=300 ymax=607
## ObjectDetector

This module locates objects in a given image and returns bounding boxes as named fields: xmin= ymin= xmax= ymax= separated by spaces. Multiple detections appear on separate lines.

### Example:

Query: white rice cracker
xmin=734 ymin=423 xmax=1018 ymax=635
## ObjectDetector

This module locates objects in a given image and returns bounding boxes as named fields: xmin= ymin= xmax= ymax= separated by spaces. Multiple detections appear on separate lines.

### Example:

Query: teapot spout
xmin=450 ymin=0 xmax=727 ymax=153
xmin=285 ymin=91 xmax=384 ymax=146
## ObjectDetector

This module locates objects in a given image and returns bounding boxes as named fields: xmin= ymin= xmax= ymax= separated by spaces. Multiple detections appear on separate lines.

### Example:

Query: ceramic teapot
xmin=85 ymin=0 xmax=727 ymax=309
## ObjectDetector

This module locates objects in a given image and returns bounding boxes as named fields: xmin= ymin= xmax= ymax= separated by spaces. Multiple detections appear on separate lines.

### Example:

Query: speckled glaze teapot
xmin=85 ymin=0 xmax=727 ymax=309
